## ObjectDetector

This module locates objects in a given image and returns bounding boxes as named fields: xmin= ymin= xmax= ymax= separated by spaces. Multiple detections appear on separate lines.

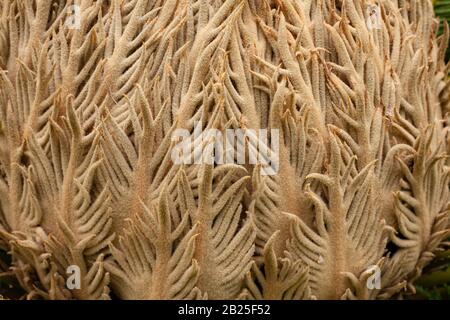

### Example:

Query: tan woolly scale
xmin=0 ymin=0 xmax=449 ymax=300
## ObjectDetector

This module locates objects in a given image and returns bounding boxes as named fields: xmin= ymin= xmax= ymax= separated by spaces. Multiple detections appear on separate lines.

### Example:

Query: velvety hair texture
xmin=0 ymin=0 xmax=449 ymax=300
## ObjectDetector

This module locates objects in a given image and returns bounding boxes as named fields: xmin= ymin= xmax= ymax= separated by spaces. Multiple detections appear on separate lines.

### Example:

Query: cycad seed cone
xmin=0 ymin=0 xmax=449 ymax=300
